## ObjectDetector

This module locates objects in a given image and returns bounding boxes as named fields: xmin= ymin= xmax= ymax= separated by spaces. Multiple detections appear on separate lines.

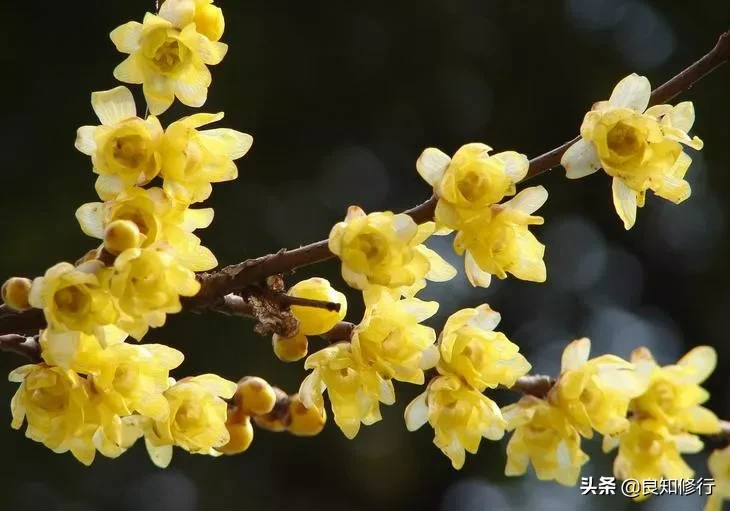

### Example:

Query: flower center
xmin=54 ymin=286 xmax=89 ymax=315
xmin=607 ymin=122 xmax=644 ymax=157
xmin=31 ymin=387 xmax=67 ymax=413
xmin=176 ymin=401 xmax=203 ymax=429
xmin=112 ymin=135 xmax=148 ymax=169
xmin=457 ymin=170 xmax=488 ymax=203
xmin=152 ymin=40 xmax=184 ymax=73
xmin=357 ymin=232 xmax=388 ymax=265
xmin=113 ymin=364 xmax=139 ymax=394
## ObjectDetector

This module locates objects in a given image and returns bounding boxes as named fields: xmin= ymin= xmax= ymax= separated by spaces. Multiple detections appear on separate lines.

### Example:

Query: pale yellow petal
xmin=464 ymin=251 xmax=492 ymax=288
xmin=608 ymin=73 xmax=651 ymax=112
xmin=667 ymin=101 xmax=696 ymax=133
xmin=75 ymin=126 xmax=97 ymax=155
xmin=113 ymin=55 xmax=144 ymax=84
xmin=612 ymin=177 xmax=637 ymax=230
xmin=561 ymin=139 xmax=601 ymax=179
xmin=145 ymin=437 xmax=173 ymax=468
xmin=404 ymin=391 xmax=429 ymax=431
xmin=503 ymin=185 xmax=548 ymax=215
xmin=416 ymin=148 xmax=451 ymax=187
xmin=677 ymin=346 xmax=717 ymax=384
xmin=95 ymin=175 xmax=126 ymax=201
xmin=492 ymin=151 xmax=529 ymax=183
xmin=561 ymin=337 xmax=591 ymax=373
xmin=110 ymin=21 xmax=143 ymax=53
xmin=199 ymin=128 xmax=253 ymax=159
xmin=75 ymin=202 xmax=105 ymax=238
xmin=91 ymin=86 xmax=137 ymax=125
xmin=417 ymin=246 xmax=457 ymax=282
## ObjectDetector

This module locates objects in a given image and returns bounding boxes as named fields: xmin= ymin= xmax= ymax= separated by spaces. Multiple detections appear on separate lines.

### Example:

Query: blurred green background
xmin=1 ymin=0 xmax=729 ymax=510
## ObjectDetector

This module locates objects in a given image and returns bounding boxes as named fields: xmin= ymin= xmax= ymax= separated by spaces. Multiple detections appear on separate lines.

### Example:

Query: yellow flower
xmin=75 ymin=86 xmax=164 ymax=199
xmin=502 ymin=396 xmax=589 ymax=486
xmin=351 ymin=289 xmax=439 ymax=384
xmin=145 ymin=374 xmax=237 ymax=467
xmin=234 ymin=376 xmax=277 ymax=416
xmin=453 ymin=186 xmax=548 ymax=288
xmin=110 ymin=13 xmax=228 ymax=115
xmin=629 ymin=345 xmax=720 ymax=436
xmin=287 ymin=393 xmax=327 ymax=437
xmin=159 ymin=0 xmax=225 ymax=42
xmin=287 ymin=278 xmax=347 ymax=335
xmin=29 ymin=261 xmax=117 ymax=333
xmin=9 ymin=364 xmax=94 ymax=465
xmin=417 ymin=143 xmax=529 ymax=229
xmin=104 ymin=248 xmax=201 ymax=340
xmin=404 ymin=375 xmax=506 ymax=469
xmin=76 ymin=187 xmax=217 ymax=271
xmin=548 ymin=338 xmax=648 ymax=438
xmin=40 ymin=326 xmax=128 ymax=369
xmin=299 ymin=343 xmax=395 ymax=439
xmin=561 ymin=73 xmax=703 ymax=229
xmin=605 ymin=422 xmax=699 ymax=500
xmin=707 ymin=445 xmax=730 ymax=511
xmin=437 ymin=305 xmax=530 ymax=391
xmin=328 ymin=206 xmax=456 ymax=297
xmin=161 ymin=112 xmax=252 ymax=204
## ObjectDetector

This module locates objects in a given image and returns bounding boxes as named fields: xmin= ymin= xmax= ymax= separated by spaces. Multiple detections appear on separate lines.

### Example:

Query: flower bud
xmin=235 ymin=376 xmax=277 ymax=416
xmin=288 ymin=277 xmax=347 ymax=335
xmin=252 ymin=387 xmax=291 ymax=432
xmin=103 ymin=219 xmax=142 ymax=254
xmin=216 ymin=416 xmax=254 ymax=455
xmin=272 ymin=331 xmax=308 ymax=362
xmin=1 ymin=277 xmax=32 ymax=311
xmin=287 ymin=393 xmax=326 ymax=437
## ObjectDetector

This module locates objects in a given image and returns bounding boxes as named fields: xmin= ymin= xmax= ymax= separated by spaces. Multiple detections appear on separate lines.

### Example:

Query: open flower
xmin=561 ymin=73 xmax=703 ymax=229
xmin=405 ymin=374 xmax=506 ymax=469
xmin=29 ymin=261 xmax=117 ymax=333
xmin=158 ymin=0 xmax=225 ymax=42
xmin=503 ymin=396 xmax=589 ymax=486
xmin=437 ymin=305 xmax=530 ymax=391
xmin=548 ymin=338 xmax=649 ymax=438
xmin=110 ymin=13 xmax=228 ymax=115
xmin=453 ymin=186 xmax=548 ymax=287
xmin=145 ymin=374 xmax=237 ymax=467
xmin=417 ymin=143 xmax=528 ymax=229
xmin=351 ymin=289 xmax=439 ymax=384
xmin=299 ymin=343 xmax=395 ymax=439
xmin=104 ymin=248 xmax=201 ymax=340
xmin=329 ymin=206 xmax=456 ymax=297
xmin=75 ymin=86 xmax=164 ymax=199
xmin=161 ymin=112 xmax=252 ymax=204
xmin=76 ymin=187 xmax=217 ymax=271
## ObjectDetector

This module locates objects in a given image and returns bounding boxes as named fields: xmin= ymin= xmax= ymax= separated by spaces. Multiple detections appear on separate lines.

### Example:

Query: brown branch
xmin=0 ymin=334 xmax=40 ymax=362
xmin=1 ymin=28 xmax=728 ymax=340
xmin=319 ymin=321 xmax=356 ymax=343
xmin=509 ymin=374 xmax=556 ymax=398
xmin=524 ymin=28 xmax=730 ymax=181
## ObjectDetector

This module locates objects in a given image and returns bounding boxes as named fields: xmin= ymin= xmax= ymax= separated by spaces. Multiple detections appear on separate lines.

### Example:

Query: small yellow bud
xmin=288 ymin=278 xmax=347 ymax=335
xmin=235 ymin=376 xmax=277 ymax=416
xmin=103 ymin=219 xmax=142 ymax=254
xmin=1 ymin=277 xmax=32 ymax=311
xmin=272 ymin=331 xmax=308 ymax=362
xmin=287 ymin=394 xmax=326 ymax=437
xmin=216 ymin=417 xmax=254 ymax=455
xmin=252 ymin=387 xmax=291 ymax=432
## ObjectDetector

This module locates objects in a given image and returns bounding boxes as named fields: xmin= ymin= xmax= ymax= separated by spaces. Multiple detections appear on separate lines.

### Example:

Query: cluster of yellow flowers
xmin=2 ymin=0 xmax=258 ymax=466
xmin=0 ymin=2 xmax=725 ymax=508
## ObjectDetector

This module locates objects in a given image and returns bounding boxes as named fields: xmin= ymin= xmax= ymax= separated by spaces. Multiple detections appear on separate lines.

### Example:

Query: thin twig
xmin=508 ymin=374 xmax=556 ymax=398
xmin=0 ymin=334 xmax=40 ymax=362
xmin=276 ymin=295 xmax=342 ymax=312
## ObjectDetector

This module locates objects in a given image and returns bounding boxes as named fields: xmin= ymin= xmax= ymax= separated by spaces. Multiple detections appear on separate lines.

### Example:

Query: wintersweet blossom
xmin=436 ymin=305 xmax=530 ymax=391
xmin=161 ymin=112 xmax=252 ymax=204
xmin=29 ymin=261 xmax=117 ymax=333
xmin=417 ymin=143 xmax=529 ymax=229
xmin=503 ymin=396 xmax=589 ymax=486
xmin=144 ymin=374 xmax=237 ymax=467
xmin=405 ymin=375 xmax=506 ymax=469
xmin=76 ymin=186 xmax=217 ymax=271
xmin=110 ymin=13 xmax=228 ymax=115
xmin=453 ymin=186 xmax=548 ymax=288
xmin=299 ymin=343 xmax=395 ymax=439
xmin=549 ymin=338 xmax=648 ymax=438
xmin=75 ymin=86 xmax=163 ymax=199
xmin=328 ymin=206 xmax=456 ymax=297
xmin=351 ymin=289 xmax=439 ymax=384
xmin=561 ymin=73 xmax=703 ymax=229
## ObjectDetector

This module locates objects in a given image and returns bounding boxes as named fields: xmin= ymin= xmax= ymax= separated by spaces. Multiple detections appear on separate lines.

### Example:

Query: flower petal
xmin=464 ymin=251 xmax=492 ymax=288
xmin=492 ymin=151 xmax=529 ymax=183
xmin=608 ymin=73 xmax=651 ymax=112
xmin=561 ymin=139 xmax=601 ymax=179
xmin=110 ymin=21 xmax=143 ymax=53
xmin=612 ymin=177 xmax=637 ymax=230
xmin=404 ymin=391 xmax=429 ymax=431
xmin=75 ymin=126 xmax=97 ymax=155
xmin=561 ymin=337 xmax=591 ymax=373
xmin=75 ymin=202 xmax=105 ymax=238
xmin=416 ymin=148 xmax=451 ymax=187
xmin=677 ymin=346 xmax=717 ymax=384
xmin=91 ymin=86 xmax=137 ymax=125
xmin=503 ymin=185 xmax=548 ymax=215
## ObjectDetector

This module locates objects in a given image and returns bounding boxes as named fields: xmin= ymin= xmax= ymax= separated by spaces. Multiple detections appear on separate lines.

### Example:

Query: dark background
xmin=1 ymin=1 xmax=729 ymax=510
